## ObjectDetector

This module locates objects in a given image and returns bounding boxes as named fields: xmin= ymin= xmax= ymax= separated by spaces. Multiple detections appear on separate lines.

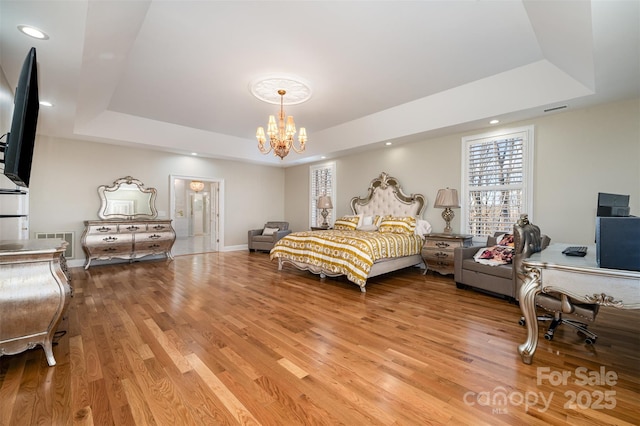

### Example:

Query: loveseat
xmin=453 ymin=216 xmax=550 ymax=300
xmin=248 ymin=221 xmax=292 ymax=252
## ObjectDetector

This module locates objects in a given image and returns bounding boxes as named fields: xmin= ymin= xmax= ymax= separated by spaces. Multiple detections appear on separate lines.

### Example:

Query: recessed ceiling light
xmin=17 ymin=25 xmax=49 ymax=40
xmin=385 ymin=142 xmax=392 ymax=146
xmin=191 ymin=152 xmax=198 ymax=156
xmin=39 ymin=101 xmax=53 ymax=107
xmin=489 ymin=119 xmax=500 ymax=125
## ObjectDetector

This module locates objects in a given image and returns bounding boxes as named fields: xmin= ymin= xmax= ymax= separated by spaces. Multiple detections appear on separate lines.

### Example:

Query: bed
xmin=270 ymin=172 xmax=431 ymax=292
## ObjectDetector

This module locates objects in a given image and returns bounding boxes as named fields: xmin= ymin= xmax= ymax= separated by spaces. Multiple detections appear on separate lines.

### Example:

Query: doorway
xmin=169 ymin=175 xmax=223 ymax=256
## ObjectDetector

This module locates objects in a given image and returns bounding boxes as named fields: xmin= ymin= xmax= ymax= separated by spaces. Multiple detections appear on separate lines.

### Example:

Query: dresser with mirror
xmin=81 ymin=176 xmax=176 ymax=269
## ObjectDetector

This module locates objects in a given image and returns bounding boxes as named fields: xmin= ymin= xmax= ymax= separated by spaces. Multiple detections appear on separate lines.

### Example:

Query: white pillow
xmin=262 ymin=227 xmax=279 ymax=236
xmin=414 ymin=219 xmax=433 ymax=236
xmin=357 ymin=224 xmax=378 ymax=232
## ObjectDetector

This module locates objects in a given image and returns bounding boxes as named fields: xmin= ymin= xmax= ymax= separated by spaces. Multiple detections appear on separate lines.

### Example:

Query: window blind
xmin=462 ymin=127 xmax=533 ymax=238
xmin=310 ymin=163 xmax=335 ymax=227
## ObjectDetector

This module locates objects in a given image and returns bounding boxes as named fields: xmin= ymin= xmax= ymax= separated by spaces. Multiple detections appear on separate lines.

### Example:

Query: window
xmin=310 ymin=162 xmax=336 ymax=227
xmin=461 ymin=126 xmax=534 ymax=239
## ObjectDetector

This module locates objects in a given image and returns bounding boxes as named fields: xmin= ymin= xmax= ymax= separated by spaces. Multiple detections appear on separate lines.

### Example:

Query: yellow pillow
xmin=334 ymin=215 xmax=360 ymax=230
xmin=378 ymin=216 xmax=417 ymax=234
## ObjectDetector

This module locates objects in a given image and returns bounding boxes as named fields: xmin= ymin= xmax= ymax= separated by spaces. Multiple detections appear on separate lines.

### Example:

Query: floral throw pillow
xmin=473 ymin=245 xmax=515 ymax=266
xmin=496 ymin=233 xmax=515 ymax=247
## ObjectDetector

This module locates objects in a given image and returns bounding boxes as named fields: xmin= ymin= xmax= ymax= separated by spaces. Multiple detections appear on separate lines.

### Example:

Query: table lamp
xmin=317 ymin=195 xmax=333 ymax=228
xmin=434 ymin=188 xmax=459 ymax=234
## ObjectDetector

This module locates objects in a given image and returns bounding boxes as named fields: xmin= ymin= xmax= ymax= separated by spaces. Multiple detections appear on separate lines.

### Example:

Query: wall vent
xmin=35 ymin=231 xmax=74 ymax=259
xmin=544 ymin=105 xmax=568 ymax=113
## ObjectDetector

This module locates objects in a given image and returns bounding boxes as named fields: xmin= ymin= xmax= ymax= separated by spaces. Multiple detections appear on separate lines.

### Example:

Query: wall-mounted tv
xmin=1 ymin=47 xmax=39 ymax=188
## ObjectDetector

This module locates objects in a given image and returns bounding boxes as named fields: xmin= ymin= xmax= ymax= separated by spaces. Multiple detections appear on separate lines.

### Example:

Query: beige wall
xmin=23 ymin=137 xmax=285 ymax=265
xmin=285 ymin=97 xmax=640 ymax=245
xmin=1 ymin=94 xmax=638 ymax=267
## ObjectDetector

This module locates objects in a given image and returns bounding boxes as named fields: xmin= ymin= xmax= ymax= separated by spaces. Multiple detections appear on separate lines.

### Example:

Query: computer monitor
xmin=597 ymin=192 xmax=630 ymax=217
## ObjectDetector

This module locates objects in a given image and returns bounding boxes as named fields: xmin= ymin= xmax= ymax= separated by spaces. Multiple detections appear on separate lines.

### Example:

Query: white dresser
xmin=81 ymin=219 xmax=175 ymax=269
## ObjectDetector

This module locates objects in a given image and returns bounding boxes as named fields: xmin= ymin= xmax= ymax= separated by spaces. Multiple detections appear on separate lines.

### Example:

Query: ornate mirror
xmin=97 ymin=176 xmax=158 ymax=220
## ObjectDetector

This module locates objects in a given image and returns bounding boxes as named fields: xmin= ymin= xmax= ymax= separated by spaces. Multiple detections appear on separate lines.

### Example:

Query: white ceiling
xmin=1 ymin=0 xmax=638 ymax=167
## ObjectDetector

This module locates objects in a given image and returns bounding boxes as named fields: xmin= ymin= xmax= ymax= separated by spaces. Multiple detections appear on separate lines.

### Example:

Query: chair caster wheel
xmin=544 ymin=332 xmax=554 ymax=340
xmin=518 ymin=318 xmax=526 ymax=326
xmin=577 ymin=331 xmax=596 ymax=344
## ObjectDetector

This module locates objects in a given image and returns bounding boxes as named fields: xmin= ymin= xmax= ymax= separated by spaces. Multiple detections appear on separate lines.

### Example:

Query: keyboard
xmin=562 ymin=246 xmax=588 ymax=257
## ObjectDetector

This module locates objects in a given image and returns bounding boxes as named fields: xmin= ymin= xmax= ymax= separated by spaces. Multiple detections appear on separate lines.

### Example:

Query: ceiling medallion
xmin=250 ymin=76 xmax=312 ymax=105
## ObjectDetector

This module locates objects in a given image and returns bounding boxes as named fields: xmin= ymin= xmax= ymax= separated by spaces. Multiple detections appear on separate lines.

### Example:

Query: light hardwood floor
xmin=1 ymin=252 xmax=639 ymax=425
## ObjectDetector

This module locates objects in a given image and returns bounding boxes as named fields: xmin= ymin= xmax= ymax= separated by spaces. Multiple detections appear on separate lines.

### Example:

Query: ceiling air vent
xmin=544 ymin=105 xmax=568 ymax=113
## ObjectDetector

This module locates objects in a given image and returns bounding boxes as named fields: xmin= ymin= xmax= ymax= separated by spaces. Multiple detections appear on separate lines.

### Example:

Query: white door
xmin=170 ymin=175 xmax=223 ymax=253
xmin=191 ymin=193 xmax=205 ymax=235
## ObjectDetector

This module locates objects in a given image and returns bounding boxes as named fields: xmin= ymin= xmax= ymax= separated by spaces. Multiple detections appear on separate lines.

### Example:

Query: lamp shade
xmin=434 ymin=188 xmax=460 ymax=208
xmin=317 ymin=195 xmax=333 ymax=209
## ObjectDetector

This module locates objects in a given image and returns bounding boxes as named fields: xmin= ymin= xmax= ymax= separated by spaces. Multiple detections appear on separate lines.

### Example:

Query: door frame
xmin=169 ymin=174 xmax=224 ymax=252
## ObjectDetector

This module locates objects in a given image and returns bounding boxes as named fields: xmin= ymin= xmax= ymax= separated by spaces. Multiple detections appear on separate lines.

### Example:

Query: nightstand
xmin=422 ymin=233 xmax=473 ymax=275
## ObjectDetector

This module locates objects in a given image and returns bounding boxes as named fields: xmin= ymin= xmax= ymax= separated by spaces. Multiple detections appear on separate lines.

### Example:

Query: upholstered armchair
xmin=248 ymin=221 xmax=292 ymax=252
xmin=454 ymin=215 xmax=551 ymax=300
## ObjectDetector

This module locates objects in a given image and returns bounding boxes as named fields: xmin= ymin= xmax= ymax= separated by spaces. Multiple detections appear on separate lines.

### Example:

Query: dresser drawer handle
xmin=96 ymin=226 xmax=112 ymax=232
xmin=435 ymin=242 xmax=450 ymax=248
xmin=435 ymin=251 xmax=449 ymax=258
xmin=103 ymin=236 xmax=118 ymax=242
xmin=152 ymin=225 xmax=165 ymax=230
xmin=126 ymin=226 xmax=140 ymax=231
xmin=103 ymin=247 xmax=117 ymax=252
xmin=148 ymin=244 xmax=161 ymax=249
xmin=148 ymin=234 xmax=162 ymax=240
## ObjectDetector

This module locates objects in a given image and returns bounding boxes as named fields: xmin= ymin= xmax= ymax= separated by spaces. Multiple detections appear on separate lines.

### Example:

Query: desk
xmin=518 ymin=243 xmax=640 ymax=364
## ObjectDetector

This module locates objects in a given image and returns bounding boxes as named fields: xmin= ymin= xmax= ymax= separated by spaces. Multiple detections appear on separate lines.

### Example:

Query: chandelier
xmin=256 ymin=89 xmax=307 ymax=159
xmin=189 ymin=181 xmax=204 ymax=192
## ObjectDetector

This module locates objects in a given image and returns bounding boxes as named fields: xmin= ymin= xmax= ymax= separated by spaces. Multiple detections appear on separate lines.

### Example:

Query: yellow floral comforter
xmin=270 ymin=230 xmax=423 ymax=287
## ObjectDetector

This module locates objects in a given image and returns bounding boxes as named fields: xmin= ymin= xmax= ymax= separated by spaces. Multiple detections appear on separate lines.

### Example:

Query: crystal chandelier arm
xmin=256 ymin=127 xmax=272 ymax=155
xmin=291 ymin=138 xmax=306 ymax=154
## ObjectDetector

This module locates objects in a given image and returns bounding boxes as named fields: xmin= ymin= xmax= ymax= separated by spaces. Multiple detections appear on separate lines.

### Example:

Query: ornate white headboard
xmin=350 ymin=172 xmax=426 ymax=218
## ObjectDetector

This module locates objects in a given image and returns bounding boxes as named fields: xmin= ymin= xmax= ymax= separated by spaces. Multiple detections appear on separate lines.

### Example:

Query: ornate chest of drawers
xmin=81 ymin=219 xmax=175 ymax=269
xmin=422 ymin=233 xmax=473 ymax=275
xmin=0 ymin=239 xmax=70 ymax=366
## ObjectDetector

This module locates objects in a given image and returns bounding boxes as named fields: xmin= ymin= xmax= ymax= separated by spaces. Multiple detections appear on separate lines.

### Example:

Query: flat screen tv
xmin=597 ymin=192 xmax=630 ymax=217
xmin=1 ymin=47 xmax=39 ymax=188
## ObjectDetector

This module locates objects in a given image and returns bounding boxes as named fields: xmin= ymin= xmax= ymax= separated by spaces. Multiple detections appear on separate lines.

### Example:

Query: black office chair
xmin=521 ymin=293 xmax=598 ymax=344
